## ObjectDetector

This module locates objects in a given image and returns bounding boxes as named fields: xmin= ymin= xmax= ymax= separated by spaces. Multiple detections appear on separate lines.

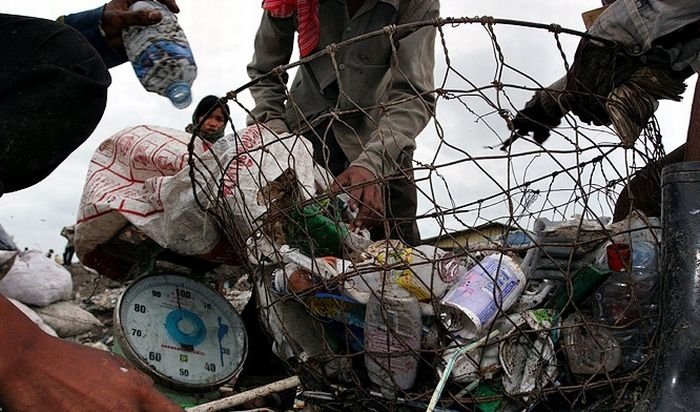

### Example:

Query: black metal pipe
xmin=644 ymin=161 xmax=700 ymax=411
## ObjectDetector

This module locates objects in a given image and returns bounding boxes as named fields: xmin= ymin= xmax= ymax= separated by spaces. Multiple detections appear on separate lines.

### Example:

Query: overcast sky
xmin=1 ymin=0 xmax=695 ymax=256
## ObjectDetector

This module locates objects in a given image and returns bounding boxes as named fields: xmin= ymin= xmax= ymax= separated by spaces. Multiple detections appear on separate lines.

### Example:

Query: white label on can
xmin=441 ymin=254 xmax=524 ymax=334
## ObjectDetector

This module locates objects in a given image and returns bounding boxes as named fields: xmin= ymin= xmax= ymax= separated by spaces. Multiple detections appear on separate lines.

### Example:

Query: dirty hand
xmin=102 ymin=0 xmax=180 ymax=49
xmin=331 ymin=165 xmax=384 ymax=230
xmin=1 ymin=332 xmax=183 ymax=412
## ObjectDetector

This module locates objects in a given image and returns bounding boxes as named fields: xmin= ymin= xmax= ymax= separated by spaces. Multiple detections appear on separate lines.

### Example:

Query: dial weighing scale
xmin=114 ymin=274 xmax=248 ymax=392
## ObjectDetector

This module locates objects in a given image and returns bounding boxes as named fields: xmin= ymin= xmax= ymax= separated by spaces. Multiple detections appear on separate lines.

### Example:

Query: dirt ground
xmin=66 ymin=263 xmax=124 ymax=348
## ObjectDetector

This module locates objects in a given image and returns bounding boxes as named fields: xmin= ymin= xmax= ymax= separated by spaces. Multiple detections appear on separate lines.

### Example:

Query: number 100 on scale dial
xmin=114 ymin=274 xmax=247 ymax=391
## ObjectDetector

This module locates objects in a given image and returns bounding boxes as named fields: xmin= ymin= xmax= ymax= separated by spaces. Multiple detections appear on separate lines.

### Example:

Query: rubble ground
xmin=66 ymin=263 xmax=124 ymax=349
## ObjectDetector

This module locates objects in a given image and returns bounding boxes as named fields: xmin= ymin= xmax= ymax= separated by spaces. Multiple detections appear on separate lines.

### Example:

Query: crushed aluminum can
xmin=441 ymin=253 xmax=526 ymax=340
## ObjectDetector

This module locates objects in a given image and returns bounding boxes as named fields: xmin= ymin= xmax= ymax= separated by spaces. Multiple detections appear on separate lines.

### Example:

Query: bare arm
xmin=0 ymin=294 xmax=182 ymax=412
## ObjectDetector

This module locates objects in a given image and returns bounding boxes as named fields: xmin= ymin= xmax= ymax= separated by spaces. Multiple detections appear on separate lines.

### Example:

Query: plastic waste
xmin=271 ymin=263 xmax=317 ymax=295
xmin=306 ymin=292 xmax=366 ymax=353
xmin=498 ymin=309 xmax=558 ymax=396
xmin=592 ymin=240 xmax=659 ymax=371
xmin=547 ymin=265 xmax=610 ymax=315
xmin=364 ymin=283 xmax=422 ymax=396
xmin=285 ymin=199 xmax=349 ymax=258
xmin=520 ymin=216 xmax=608 ymax=281
xmin=374 ymin=243 xmax=464 ymax=302
xmin=562 ymin=312 xmax=621 ymax=375
xmin=278 ymin=246 xmax=351 ymax=281
xmin=511 ymin=278 xmax=555 ymax=312
xmin=122 ymin=0 xmax=197 ymax=108
xmin=440 ymin=253 xmax=526 ymax=339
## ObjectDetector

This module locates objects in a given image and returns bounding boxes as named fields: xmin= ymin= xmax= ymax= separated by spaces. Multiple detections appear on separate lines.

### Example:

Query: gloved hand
xmin=502 ymin=87 xmax=565 ymax=150
xmin=564 ymin=37 xmax=639 ymax=126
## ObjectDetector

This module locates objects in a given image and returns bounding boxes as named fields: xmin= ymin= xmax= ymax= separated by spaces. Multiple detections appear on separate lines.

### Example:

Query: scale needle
xmin=217 ymin=316 xmax=229 ymax=367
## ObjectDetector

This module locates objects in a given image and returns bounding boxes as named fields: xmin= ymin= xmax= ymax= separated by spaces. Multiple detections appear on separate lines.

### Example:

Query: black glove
xmin=564 ymin=38 xmax=640 ymax=126
xmin=502 ymin=88 xmax=565 ymax=150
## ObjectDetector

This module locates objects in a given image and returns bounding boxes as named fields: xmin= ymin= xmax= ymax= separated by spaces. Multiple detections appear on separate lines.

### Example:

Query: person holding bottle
xmin=0 ymin=1 xmax=183 ymax=411
xmin=247 ymin=0 xmax=439 ymax=246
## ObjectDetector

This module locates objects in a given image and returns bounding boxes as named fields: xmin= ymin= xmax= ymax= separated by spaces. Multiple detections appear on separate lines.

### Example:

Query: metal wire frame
xmin=184 ymin=15 xmax=668 ymax=411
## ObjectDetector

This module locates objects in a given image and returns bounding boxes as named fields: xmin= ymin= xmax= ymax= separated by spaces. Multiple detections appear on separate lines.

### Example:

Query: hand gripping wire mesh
xmin=186 ymin=16 xmax=674 ymax=412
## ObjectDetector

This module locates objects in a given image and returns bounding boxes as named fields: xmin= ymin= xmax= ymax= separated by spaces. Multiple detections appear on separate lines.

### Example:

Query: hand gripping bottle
xmin=121 ymin=1 xmax=197 ymax=108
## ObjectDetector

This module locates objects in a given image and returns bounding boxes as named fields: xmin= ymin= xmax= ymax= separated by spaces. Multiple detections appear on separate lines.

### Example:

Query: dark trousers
xmin=63 ymin=244 xmax=75 ymax=265
xmin=304 ymin=123 xmax=421 ymax=246
xmin=0 ymin=14 xmax=110 ymax=195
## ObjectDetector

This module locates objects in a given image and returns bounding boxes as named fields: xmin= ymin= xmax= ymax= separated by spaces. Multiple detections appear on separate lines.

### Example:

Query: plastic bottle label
xmin=131 ymin=41 xmax=195 ymax=79
xmin=122 ymin=1 xmax=197 ymax=100
xmin=441 ymin=254 xmax=525 ymax=337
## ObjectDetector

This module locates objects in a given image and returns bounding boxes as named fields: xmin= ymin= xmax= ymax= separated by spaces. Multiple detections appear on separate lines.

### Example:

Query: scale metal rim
xmin=113 ymin=273 xmax=248 ymax=392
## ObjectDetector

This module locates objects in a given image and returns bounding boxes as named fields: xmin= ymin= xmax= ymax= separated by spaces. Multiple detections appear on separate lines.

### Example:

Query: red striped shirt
xmin=262 ymin=0 xmax=320 ymax=57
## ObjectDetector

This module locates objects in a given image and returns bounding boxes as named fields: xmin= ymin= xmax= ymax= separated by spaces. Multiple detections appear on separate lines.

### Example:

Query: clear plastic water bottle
xmin=121 ymin=1 xmax=197 ymax=108
xmin=593 ymin=240 xmax=659 ymax=370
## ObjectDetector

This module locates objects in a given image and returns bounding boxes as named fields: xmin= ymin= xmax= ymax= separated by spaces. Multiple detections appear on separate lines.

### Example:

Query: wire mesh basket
xmin=185 ymin=17 xmax=672 ymax=412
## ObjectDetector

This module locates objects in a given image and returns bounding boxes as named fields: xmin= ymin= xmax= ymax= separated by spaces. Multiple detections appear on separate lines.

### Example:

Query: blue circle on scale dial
xmin=165 ymin=309 xmax=206 ymax=346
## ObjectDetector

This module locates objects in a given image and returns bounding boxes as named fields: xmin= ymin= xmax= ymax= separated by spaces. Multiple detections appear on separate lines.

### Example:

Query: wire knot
xmin=548 ymin=23 xmax=562 ymax=34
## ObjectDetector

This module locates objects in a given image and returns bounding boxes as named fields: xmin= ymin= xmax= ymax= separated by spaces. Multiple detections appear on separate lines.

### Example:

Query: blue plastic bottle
xmin=121 ymin=1 xmax=197 ymax=108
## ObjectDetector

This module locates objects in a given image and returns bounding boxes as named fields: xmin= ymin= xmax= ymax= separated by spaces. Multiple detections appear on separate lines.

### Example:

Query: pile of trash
xmin=242 ymin=203 xmax=661 ymax=410
xmin=64 ymin=123 xmax=663 ymax=409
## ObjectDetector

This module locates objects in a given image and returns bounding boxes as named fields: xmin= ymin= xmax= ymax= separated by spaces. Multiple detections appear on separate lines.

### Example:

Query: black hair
xmin=193 ymin=95 xmax=230 ymax=124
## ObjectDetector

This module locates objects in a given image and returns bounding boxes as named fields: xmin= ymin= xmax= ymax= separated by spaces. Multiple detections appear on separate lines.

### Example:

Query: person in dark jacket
xmin=0 ymin=2 xmax=184 ymax=411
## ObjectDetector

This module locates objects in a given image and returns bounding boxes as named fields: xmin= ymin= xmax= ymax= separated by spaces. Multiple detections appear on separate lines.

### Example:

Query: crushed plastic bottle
xmin=285 ymin=200 xmax=349 ymax=258
xmin=122 ymin=1 xmax=197 ymax=108
xmin=593 ymin=240 xmax=659 ymax=370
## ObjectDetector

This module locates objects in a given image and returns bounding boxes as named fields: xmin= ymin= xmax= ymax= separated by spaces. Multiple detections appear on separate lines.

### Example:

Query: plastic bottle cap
xmin=166 ymin=82 xmax=192 ymax=109
xmin=607 ymin=243 xmax=631 ymax=272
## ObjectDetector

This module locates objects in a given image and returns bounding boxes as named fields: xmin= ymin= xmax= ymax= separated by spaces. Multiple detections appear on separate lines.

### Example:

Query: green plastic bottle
xmin=285 ymin=198 xmax=349 ymax=257
xmin=548 ymin=265 xmax=611 ymax=315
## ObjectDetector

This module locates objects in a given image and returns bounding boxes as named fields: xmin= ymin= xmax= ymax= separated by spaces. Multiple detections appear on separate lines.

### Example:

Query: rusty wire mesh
xmin=186 ymin=17 xmax=666 ymax=412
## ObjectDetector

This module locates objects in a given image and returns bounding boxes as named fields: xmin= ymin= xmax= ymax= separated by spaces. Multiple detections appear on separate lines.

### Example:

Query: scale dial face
xmin=114 ymin=274 xmax=247 ymax=391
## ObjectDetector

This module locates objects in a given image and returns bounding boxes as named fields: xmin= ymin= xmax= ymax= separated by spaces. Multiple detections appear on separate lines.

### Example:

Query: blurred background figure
xmin=61 ymin=225 xmax=75 ymax=266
